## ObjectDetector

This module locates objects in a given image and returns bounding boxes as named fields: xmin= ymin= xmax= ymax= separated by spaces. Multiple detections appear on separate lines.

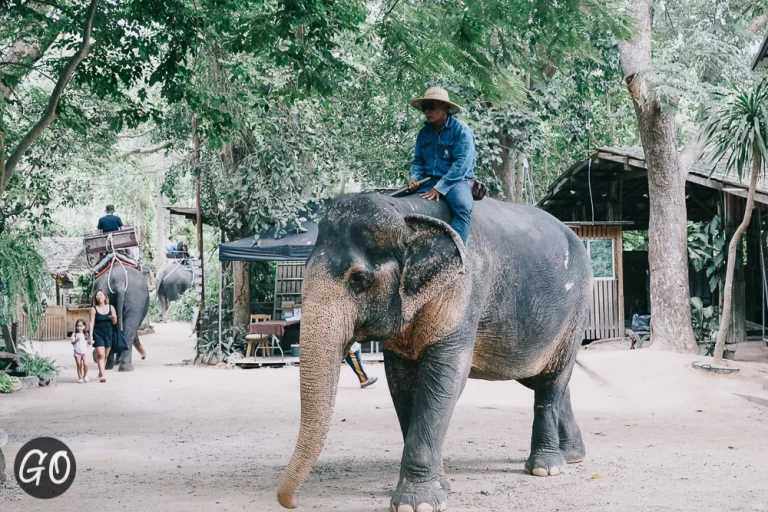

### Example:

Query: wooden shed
xmin=539 ymin=146 xmax=768 ymax=343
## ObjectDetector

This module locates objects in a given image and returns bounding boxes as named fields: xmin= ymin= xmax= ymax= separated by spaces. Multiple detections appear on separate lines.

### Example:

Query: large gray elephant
xmin=277 ymin=193 xmax=593 ymax=511
xmin=156 ymin=261 xmax=193 ymax=321
xmin=94 ymin=261 xmax=150 ymax=372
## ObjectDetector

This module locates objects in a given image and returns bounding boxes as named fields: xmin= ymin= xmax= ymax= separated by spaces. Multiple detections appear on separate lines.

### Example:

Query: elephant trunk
xmin=277 ymin=281 xmax=355 ymax=509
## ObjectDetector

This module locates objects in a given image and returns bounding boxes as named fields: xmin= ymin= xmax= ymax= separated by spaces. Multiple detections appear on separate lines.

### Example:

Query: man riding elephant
xmin=276 ymin=190 xmax=593 ymax=511
xmin=405 ymin=86 xmax=476 ymax=246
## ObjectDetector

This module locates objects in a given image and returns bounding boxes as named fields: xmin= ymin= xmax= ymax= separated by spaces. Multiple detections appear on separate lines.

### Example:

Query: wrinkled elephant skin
xmin=94 ymin=264 xmax=150 ymax=372
xmin=156 ymin=262 xmax=193 ymax=321
xmin=277 ymin=193 xmax=592 ymax=511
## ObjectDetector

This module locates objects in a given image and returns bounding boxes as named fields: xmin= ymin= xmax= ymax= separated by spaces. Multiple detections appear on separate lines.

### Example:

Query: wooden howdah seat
xmin=83 ymin=227 xmax=140 ymax=267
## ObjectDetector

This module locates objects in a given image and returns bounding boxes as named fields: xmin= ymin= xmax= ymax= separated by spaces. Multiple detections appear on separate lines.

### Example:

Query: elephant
xmin=156 ymin=261 xmax=193 ymax=321
xmin=277 ymin=192 xmax=593 ymax=511
xmin=94 ymin=261 xmax=150 ymax=372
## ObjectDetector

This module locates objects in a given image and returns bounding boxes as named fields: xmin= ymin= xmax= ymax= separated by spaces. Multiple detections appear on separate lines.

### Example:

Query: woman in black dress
xmin=89 ymin=290 xmax=117 ymax=383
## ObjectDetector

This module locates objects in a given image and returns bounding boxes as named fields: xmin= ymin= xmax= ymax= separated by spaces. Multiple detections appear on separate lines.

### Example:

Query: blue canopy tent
xmin=215 ymin=204 xmax=326 ymax=352
xmin=218 ymin=220 xmax=319 ymax=262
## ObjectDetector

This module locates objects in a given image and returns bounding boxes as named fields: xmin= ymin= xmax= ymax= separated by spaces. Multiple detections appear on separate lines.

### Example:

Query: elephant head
xmin=277 ymin=193 xmax=466 ymax=508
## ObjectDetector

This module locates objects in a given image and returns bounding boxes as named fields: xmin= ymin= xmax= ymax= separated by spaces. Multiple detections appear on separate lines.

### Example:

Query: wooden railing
xmin=18 ymin=305 xmax=68 ymax=341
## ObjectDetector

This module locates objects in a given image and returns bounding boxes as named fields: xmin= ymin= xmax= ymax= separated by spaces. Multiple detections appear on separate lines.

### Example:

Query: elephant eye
xmin=348 ymin=271 xmax=371 ymax=294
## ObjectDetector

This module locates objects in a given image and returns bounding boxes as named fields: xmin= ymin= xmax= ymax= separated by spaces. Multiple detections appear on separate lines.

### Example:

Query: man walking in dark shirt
xmin=97 ymin=204 xmax=123 ymax=233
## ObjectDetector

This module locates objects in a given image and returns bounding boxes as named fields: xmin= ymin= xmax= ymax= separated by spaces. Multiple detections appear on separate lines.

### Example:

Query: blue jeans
xmin=414 ymin=179 xmax=473 ymax=245
xmin=345 ymin=349 xmax=369 ymax=383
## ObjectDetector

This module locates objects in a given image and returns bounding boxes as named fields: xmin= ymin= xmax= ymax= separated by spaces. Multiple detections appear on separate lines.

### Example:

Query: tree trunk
xmin=232 ymin=261 xmax=251 ymax=326
xmin=713 ymin=142 xmax=761 ymax=363
xmin=1 ymin=324 xmax=16 ymax=354
xmin=618 ymin=0 xmax=697 ymax=353
xmin=497 ymin=134 xmax=516 ymax=202
xmin=515 ymin=152 xmax=526 ymax=203
xmin=724 ymin=193 xmax=747 ymax=345
xmin=156 ymin=168 xmax=166 ymax=268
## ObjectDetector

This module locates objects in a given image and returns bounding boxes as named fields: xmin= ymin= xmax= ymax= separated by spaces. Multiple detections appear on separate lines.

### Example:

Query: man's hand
xmin=407 ymin=178 xmax=419 ymax=192
xmin=420 ymin=188 xmax=441 ymax=201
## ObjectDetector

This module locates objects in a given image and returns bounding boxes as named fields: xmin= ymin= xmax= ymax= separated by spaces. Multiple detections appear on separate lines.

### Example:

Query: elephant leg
xmin=384 ymin=350 xmax=418 ymax=438
xmin=384 ymin=350 xmax=451 ymax=494
xmin=558 ymin=386 xmax=585 ymax=464
xmin=134 ymin=334 xmax=146 ymax=360
xmin=519 ymin=371 xmax=571 ymax=477
xmin=390 ymin=340 xmax=473 ymax=512
xmin=159 ymin=295 xmax=168 ymax=322
xmin=105 ymin=349 xmax=116 ymax=370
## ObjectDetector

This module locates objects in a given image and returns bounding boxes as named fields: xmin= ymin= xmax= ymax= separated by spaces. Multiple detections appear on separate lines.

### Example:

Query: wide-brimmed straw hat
xmin=410 ymin=87 xmax=462 ymax=114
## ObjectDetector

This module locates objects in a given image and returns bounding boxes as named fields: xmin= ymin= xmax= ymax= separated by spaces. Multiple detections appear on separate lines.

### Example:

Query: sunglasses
xmin=420 ymin=101 xmax=440 ymax=112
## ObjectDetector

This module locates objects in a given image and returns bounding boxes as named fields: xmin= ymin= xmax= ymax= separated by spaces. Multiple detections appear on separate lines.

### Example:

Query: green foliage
xmin=704 ymin=77 xmax=768 ymax=181
xmin=0 ymin=230 xmax=48 ymax=328
xmin=0 ymin=372 xmax=22 ymax=393
xmin=195 ymin=325 xmax=246 ymax=364
xmin=687 ymin=217 xmax=727 ymax=293
xmin=690 ymin=297 xmax=719 ymax=353
xmin=15 ymin=352 xmax=61 ymax=381
xmin=623 ymin=231 xmax=648 ymax=252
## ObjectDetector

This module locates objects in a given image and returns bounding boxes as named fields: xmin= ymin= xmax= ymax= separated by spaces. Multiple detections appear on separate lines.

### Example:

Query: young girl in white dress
xmin=71 ymin=319 xmax=91 ymax=383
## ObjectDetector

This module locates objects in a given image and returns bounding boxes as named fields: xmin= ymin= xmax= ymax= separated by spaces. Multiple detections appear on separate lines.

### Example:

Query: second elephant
xmin=156 ymin=261 xmax=193 ymax=321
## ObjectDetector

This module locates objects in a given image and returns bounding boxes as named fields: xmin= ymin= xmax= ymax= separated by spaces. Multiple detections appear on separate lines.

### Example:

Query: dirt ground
xmin=2 ymin=322 xmax=768 ymax=512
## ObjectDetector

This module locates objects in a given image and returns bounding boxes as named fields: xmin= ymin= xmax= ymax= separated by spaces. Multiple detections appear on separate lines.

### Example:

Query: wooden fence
xmin=17 ymin=305 xmax=68 ymax=341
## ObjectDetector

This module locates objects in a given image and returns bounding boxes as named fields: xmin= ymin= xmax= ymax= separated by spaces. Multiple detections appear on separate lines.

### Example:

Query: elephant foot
xmin=118 ymin=362 xmax=134 ymax=372
xmin=390 ymin=477 xmax=447 ymax=512
xmin=561 ymin=442 xmax=586 ymax=464
xmin=438 ymin=461 xmax=451 ymax=493
xmin=524 ymin=450 xmax=567 ymax=477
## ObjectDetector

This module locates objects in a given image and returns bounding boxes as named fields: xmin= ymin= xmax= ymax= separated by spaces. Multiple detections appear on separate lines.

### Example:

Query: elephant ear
xmin=400 ymin=214 xmax=466 ymax=322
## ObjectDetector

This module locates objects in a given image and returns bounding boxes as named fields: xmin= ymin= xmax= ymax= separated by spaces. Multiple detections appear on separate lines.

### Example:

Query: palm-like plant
xmin=703 ymin=78 xmax=768 ymax=364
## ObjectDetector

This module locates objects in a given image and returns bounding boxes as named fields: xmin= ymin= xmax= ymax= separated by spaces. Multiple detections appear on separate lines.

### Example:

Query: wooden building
xmin=539 ymin=146 xmax=768 ymax=342
xmin=19 ymin=237 xmax=92 ymax=341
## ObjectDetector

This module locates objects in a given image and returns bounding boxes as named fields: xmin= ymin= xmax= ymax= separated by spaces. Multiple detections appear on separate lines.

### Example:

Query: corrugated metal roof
xmin=595 ymin=146 xmax=768 ymax=204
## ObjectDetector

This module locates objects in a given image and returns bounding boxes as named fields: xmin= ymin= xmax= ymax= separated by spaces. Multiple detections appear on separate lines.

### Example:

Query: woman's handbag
xmin=113 ymin=326 xmax=130 ymax=354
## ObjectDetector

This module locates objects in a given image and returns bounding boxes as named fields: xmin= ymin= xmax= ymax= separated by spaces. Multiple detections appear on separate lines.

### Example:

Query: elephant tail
xmin=574 ymin=359 xmax=610 ymax=387
xmin=155 ymin=277 xmax=164 ymax=299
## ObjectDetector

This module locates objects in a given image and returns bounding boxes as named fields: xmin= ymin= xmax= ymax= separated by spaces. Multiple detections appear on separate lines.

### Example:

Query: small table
xmin=248 ymin=320 xmax=300 ymax=359
xmin=248 ymin=319 xmax=300 ymax=336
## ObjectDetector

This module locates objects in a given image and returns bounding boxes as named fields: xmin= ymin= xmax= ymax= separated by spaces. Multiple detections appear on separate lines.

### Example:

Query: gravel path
xmin=1 ymin=323 xmax=768 ymax=511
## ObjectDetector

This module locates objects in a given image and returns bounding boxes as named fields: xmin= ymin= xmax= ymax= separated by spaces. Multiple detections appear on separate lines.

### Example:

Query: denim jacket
xmin=409 ymin=114 xmax=476 ymax=195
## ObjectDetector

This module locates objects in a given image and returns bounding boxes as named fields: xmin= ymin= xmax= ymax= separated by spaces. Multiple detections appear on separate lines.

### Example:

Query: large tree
xmin=616 ymin=0 xmax=760 ymax=352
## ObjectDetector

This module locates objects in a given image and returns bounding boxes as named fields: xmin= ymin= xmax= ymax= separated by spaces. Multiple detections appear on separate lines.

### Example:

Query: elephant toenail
xmin=438 ymin=503 xmax=447 ymax=511
xmin=531 ymin=468 xmax=548 ymax=477
xmin=397 ymin=505 xmax=415 ymax=512
xmin=549 ymin=467 xmax=561 ymax=476
xmin=416 ymin=504 xmax=434 ymax=512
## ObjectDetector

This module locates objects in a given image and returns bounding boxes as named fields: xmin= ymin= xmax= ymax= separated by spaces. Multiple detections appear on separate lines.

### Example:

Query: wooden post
xmin=193 ymin=115 xmax=205 ymax=339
